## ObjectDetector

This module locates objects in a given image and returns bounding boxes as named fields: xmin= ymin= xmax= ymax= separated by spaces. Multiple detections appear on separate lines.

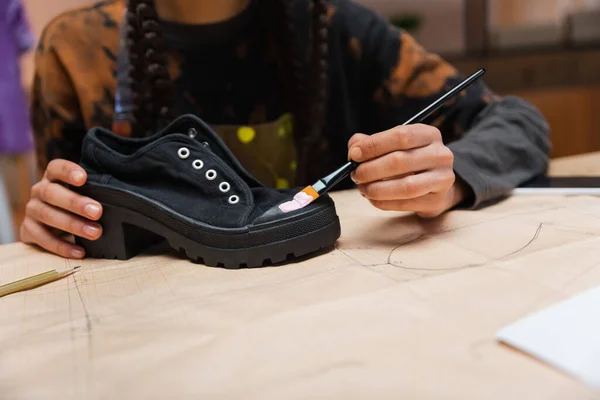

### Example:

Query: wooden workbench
xmin=1 ymin=153 xmax=600 ymax=399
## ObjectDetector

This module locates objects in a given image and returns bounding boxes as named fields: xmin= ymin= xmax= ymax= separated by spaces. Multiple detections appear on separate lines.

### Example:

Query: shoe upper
xmin=78 ymin=114 xmax=316 ymax=229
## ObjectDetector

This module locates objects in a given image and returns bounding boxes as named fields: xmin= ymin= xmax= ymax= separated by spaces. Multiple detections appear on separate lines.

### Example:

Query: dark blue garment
xmin=0 ymin=0 xmax=34 ymax=154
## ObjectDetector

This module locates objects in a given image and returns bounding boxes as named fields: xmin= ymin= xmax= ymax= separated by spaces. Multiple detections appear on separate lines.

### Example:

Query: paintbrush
xmin=279 ymin=68 xmax=486 ymax=212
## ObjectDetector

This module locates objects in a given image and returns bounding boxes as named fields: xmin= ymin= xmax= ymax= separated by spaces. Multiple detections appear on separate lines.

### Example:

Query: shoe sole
xmin=74 ymin=183 xmax=341 ymax=268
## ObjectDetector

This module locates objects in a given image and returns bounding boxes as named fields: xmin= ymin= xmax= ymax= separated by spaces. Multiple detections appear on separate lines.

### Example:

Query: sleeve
xmin=30 ymin=35 xmax=87 ymax=175
xmin=356 ymin=11 xmax=551 ymax=208
xmin=8 ymin=0 xmax=35 ymax=54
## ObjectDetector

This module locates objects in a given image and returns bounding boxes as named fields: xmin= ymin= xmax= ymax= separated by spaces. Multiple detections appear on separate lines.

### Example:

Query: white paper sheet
xmin=497 ymin=286 xmax=600 ymax=391
xmin=512 ymin=188 xmax=600 ymax=196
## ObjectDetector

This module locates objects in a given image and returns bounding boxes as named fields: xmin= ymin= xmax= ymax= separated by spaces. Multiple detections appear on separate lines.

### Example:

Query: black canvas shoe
xmin=73 ymin=114 xmax=341 ymax=268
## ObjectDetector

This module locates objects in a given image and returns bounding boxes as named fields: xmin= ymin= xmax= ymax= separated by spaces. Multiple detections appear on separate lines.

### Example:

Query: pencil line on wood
xmin=502 ymin=223 xmax=544 ymax=259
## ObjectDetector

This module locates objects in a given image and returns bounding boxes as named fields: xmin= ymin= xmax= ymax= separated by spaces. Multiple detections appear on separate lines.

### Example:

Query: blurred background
xmin=1 ymin=0 xmax=600 ymax=243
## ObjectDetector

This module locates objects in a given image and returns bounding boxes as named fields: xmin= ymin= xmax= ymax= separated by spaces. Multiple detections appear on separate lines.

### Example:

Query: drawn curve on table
xmin=501 ymin=223 xmax=543 ymax=259
xmin=382 ymin=222 xmax=569 ymax=273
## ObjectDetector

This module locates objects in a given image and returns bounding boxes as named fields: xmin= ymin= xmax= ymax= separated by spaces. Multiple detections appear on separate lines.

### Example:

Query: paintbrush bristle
xmin=278 ymin=185 xmax=320 ymax=213
xmin=301 ymin=186 xmax=319 ymax=201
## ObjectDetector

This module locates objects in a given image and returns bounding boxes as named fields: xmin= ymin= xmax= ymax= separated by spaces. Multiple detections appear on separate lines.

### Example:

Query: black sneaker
xmin=73 ymin=114 xmax=341 ymax=268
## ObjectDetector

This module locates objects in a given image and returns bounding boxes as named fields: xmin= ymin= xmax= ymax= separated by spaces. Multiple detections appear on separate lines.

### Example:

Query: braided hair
xmin=124 ymin=0 xmax=330 ymax=182
xmin=124 ymin=0 xmax=174 ymax=136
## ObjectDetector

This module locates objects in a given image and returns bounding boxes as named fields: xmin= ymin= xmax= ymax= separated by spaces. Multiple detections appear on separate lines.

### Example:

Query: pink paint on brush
xmin=279 ymin=191 xmax=315 ymax=212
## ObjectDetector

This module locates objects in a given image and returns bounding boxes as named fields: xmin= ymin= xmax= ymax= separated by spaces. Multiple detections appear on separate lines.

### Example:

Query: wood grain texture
xmin=449 ymin=46 xmax=600 ymax=157
xmin=0 ymin=154 xmax=599 ymax=399
xmin=512 ymin=85 xmax=600 ymax=158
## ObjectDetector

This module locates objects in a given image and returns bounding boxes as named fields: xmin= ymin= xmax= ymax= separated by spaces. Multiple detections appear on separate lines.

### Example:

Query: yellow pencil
xmin=0 ymin=266 xmax=81 ymax=298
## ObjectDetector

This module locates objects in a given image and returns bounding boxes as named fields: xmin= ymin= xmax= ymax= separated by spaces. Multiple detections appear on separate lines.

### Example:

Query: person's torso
xmin=40 ymin=0 xmax=364 ymax=188
xmin=62 ymin=1 xmax=298 ymax=188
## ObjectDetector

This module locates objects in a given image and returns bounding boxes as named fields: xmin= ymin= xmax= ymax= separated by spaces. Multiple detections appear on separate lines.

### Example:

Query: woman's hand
xmin=348 ymin=124 xmax=468 ymax=218
xmin=20 ymin=159 xmax=103 ymax=258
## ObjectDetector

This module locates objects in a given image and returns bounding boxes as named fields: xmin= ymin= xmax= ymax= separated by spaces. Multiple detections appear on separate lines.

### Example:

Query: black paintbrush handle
xmin=402 ymin=68 xmax=486 ymax=125
xmin=315 ymin=68 xmax=486 ymax=195
xmin=312 ymin=160 xmax=360 ymax=194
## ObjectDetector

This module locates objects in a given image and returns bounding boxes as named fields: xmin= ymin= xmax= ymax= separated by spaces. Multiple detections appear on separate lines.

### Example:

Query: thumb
xmin=347 ymin=133 xmax=368 ymax=149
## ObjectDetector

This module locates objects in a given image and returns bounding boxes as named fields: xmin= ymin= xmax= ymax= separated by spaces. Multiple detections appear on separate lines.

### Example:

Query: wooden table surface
xmin=1 ymin=153 xmax=600 ymax=399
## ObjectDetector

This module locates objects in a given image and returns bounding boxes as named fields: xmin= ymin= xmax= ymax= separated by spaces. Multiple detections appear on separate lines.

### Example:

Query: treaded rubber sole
xmin=74 ymin=187 xmax=341 ymax=268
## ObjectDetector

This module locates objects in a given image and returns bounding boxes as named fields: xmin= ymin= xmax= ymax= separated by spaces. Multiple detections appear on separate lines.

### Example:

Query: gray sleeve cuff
xmin=451 ymin=152 xmax=490 ymax=209
xmin=447 ymin=95 xmax=551 ymax=209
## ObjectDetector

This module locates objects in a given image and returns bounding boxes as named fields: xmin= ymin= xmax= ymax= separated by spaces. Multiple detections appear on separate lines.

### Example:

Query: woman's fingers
xmin=25 ymin=199 xmax=102 ymax=241
xmin=20 ymin=217 xmax=86 ymax=259
xmin=358 ymin=168 xmax=455 ymax=201
xmin=347 ymin=133 xmax=369 ymax=150
xmin=367 ymin=193 xmax=449 ymax=218
xmin=44 ymin=159 xmax=87 ymax=186
xmin=21 ymin=158 xmax=101 ymax=258
xmin=348 ymin=124 xmax=442 ymax=162
xmin=352 ymin=143 xmax=454 ymax=184
xmin=33 ymin=181 xmax=102 ymax=221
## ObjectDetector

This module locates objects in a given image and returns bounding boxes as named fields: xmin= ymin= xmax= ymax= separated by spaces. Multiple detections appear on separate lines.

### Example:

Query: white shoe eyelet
xmin=202 ymin=141 xmax=210 ymax=147
xmin=178 ymin=147 xmax=190 ymax=159
xmin=219 ymin=182 xmax=231 ymax=193
xmin=205 ymin=169 xmax=217 ymax=180
xmin=188 ymin=128 xmax=198 ymax=138
xmin=228 ymin=195 xmax=240 ymax=204
xmin=192 ymin=159 xmax=204 ymax=170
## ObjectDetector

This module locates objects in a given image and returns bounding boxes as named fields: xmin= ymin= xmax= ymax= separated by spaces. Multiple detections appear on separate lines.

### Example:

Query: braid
xmin=137 ymin=0 xmax=174 ymax=128
xmin=124 ymin=0 xmax=145 ymax=136
xmin=296 ymin=0 xmax=331 ymax=185
xmin=258 ymin=0 xmax=307 ymax=113
xmin=258 ymin=0 xmax=330 ymax=184
xmin=124 ymin=0 xmax=330 ymax=185
xmin=125 ymin=0 xmax=174 ymax=136
xmin=307 ymin=0 xmax=329 ymax=143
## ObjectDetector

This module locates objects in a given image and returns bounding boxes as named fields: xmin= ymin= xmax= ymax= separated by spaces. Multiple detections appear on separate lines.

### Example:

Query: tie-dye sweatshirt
xmin=31 ymin=0 xmax=550 ymax=208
